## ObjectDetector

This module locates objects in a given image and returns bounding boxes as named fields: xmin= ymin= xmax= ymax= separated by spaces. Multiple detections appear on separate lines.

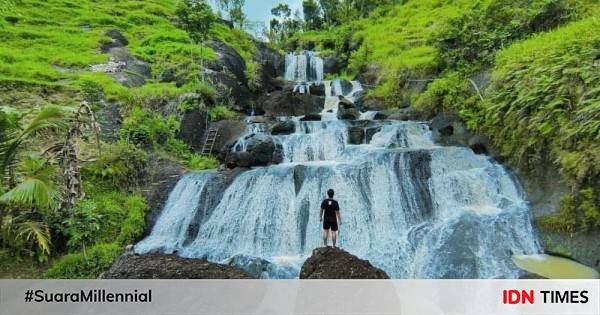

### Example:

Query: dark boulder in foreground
xmin=300 ymin=247 xmax=389 ymax=279
xmin=102 ymin=253 xmax=252 ymax=279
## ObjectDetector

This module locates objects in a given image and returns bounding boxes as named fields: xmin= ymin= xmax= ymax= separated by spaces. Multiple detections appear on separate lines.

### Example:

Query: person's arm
xmin=336 ymin=210 xmax=341 ymax=225
xmin=320 ymin=207 xmax=324 ymax=222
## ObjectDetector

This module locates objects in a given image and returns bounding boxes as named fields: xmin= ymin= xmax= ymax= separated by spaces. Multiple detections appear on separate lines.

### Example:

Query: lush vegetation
xmin=0 ymin=0 xmax=254 ymax=278
xmin=278 ymin=0 xmax=600 ymax=233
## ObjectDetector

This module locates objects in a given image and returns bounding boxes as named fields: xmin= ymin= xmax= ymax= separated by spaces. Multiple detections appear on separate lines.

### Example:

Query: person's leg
xmin=332 ymin=230 xmax=337 ymax=248
xmin=322 ymin=229 xmax=329 ymax=247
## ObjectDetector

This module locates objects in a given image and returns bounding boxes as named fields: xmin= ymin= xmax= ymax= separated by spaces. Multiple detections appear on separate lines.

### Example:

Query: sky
xmin=210 ymin=0 xmax=302 ymax=24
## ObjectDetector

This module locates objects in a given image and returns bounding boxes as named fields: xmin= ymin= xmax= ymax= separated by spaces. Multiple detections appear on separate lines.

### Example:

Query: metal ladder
xmin=201 ymin=127 xmax=219 ymax=155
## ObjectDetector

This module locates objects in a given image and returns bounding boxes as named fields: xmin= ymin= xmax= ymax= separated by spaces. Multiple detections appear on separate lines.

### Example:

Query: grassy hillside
xmin=0 ymin=0 xmax=255 ymax=103
xmin=0 ymin=0 xmax=255 ymax=278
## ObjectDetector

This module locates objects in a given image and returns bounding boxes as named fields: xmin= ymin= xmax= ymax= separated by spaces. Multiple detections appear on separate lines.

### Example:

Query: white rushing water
xmin=136 ymin=120 xmax=541 ymax=279
xmin=285 ymin=51 xmax=323 ymax=83
xmin=135 ymin=51 xmax=541 ymax=279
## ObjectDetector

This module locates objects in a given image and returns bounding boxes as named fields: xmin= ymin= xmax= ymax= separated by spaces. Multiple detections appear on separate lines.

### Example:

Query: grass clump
xmin=45 ymin=243 xmax=122 ymax=279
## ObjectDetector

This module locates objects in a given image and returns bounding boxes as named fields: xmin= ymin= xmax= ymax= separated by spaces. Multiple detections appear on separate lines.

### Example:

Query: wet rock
xmin=206 ymin=39 xmax=247 ymax=86
xmin=348 ymin=126 xmax=365 ymax=144
xmin=258 ymin=90 xmax=324 ymax=117
xmin=365 ymin=127 xmax=382 ymax=143
xmin=101 ymin=29 xmax=128 ymax=52
xmin=332 ymin=79 xmax=354 ymax=96
xmin=300 ymin=114 xmax=322 ymax=121
xmin=227 ymin=255 xmax=271 ymax=278
xmin=388 ymin=107 xmax=418 ymax=121
xmin=300 ymin=247 xmax=389 ymax=279
xmin=142 ymin=159 xmax=186 ymax=237
xmin=373 ymin=112 xmax=388 ymax=120
xmin=324 ymin=55 xmax=346 ymax=75
xmin=102 ymin=253 xmax=253 ymax=279
xmin=293 ymin=165 xmax=308 ymax=194
xmin=220 ymin=135 xmax=279 ymax=168
xmin=430 ymin=113 xmax=470 ymax=146
xmin=468 ymin=135 xmax=489 ymax=155
xmin=270 ymin=120 xmax=295 ymax=135
xmin=361 ymin=97 xmax=387 ymax=111
xmin=212 ymin=120 xmax=246 ymax=155
xmin=310 ymin=82 xmax=326 ymax=96
xmin=337 ymin=97 xmax=359 ymax=120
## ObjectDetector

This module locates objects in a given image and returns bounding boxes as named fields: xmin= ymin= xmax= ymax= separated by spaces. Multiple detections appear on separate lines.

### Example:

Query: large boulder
xmin=337 ymin=97 xmax=359 ymax=120
xmin=212 ymin=120 xmax=246 ymax=155
xmin=206 ymin=39 xmax=248 ymax=86
xmin=324 ymin=55 xmax=346 ymax=75
xmin=300 ymin=247 xmax=389 ymax=279
xmin=108 ymin=47 xmax=152 ymax=88
xmin=102 ymin=253 xmax=253 ymax=279
xmin=270 ymin=120 xmax=295 ymax=135
xmin=220 ymin=135 xmax=283 ymax=168
xmin=258 ymin=90 xmax=324 ymax=117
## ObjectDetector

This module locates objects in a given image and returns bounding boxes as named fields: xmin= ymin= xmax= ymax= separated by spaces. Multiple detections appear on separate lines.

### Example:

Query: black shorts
xmin=323 ymin=219 xmax=338 ymax=231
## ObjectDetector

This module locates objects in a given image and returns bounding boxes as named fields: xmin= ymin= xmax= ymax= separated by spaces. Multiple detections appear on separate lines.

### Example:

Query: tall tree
xmin=228 ymin=0 xmax=246 ymax=29
xmin=318 ymin=0 xmax=339 ymax=26
xmin=303 ymin=0 xmax=322 ymax=30
xmin=176 ymin=0 xmax=216 ymax=82
xmin=214 ymin=0 xmax=246 ymax=28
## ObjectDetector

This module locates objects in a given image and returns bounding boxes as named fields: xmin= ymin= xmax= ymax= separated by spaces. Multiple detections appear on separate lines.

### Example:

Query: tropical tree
xmin=0 ymin=106 xmax=68 ymax=188
xmin=303 ymin=0 xmax=322 ymax=30
xmin=176 ymin=0 xmax=216 ymax=82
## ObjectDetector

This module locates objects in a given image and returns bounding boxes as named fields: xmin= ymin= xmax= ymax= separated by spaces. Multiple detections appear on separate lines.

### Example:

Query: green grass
xmin=0 ymin=0 xmax=253 ymax=106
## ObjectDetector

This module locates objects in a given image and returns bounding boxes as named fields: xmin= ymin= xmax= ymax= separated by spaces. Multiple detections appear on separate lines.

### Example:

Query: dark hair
xmin=327 ymin=189 xmax=334 ymax=198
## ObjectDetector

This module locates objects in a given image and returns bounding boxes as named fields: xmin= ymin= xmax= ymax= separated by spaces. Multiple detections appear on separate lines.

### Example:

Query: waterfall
xmin=285 ymin=51 xmax=323 ymax=83
xmin=136 ymin=120 xmax=541 ymax=279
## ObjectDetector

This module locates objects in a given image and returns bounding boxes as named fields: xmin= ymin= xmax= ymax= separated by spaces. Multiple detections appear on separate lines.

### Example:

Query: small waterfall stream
xmin=135 ymin=51 xmax=541 ymax=279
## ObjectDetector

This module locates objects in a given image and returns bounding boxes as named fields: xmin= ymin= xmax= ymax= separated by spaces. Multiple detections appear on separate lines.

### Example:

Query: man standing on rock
xmin=320 ymin=189 xmax=341 ymax=248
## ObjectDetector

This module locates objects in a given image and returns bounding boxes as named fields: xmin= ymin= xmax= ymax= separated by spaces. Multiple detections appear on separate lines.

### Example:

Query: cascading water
xmin=135 ymin=51 xmax=541 ymax=279
xmin=136 ymin=119 xmax=540 ymax=278
xmin=285 ymin=51 xmax=324 ymax=83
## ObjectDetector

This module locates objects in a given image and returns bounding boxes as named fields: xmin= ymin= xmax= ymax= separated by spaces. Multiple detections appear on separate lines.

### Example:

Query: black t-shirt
xmin=321 ymin=198 xmax=340 ymax=221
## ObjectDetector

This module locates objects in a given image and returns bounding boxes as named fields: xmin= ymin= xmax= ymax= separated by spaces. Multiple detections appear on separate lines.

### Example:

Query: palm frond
xmin=15 ymin=220 xmax=51 ymax=255
xmin=0 ymin=176 xmax=58 ymax=210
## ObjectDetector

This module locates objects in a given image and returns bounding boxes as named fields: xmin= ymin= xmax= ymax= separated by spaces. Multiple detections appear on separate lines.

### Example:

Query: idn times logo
xmin=502 ymin=290 xmax=589 ymax=305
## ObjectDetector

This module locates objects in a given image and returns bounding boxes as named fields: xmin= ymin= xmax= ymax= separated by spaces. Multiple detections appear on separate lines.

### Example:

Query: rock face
xmin=258 ymin=89 xmax=324 ymax=117
xmin=253 ymin=42 xmax=284 ymax=93
xmin=299 ymin=247 xmax=389 ymax=279
xmin=219 ymin=134 xmax=283 ymax=168
xmin=206 ymin=39 xmax=247 ymax=86
xmin=109 ymin=47 xmax=152 ymax=88
xmin=102 ymin=253 xmax=253 ymax=279
xmin=178 ymin=110 xmax=209 ymax=151
xmin=142 ymin=159 xmax=186 ymax=236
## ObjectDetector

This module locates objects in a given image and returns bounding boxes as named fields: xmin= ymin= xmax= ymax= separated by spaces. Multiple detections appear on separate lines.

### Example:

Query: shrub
xmin=120 ymin=108 xmax=178 ymax=149
xmin=208 ymin=105 xmax=236 ymax=121
xmin=46 ymin=243 xmax=122 ymax=279
xmin=116 ymin=194 xmax=148 ymax=245
xmin=82 ymin=142 xmax=147 ymax=188
xmin=186 ymin=154 xmax=218 ymax=170
xmin=432 ymin=0 xmax=573 ymax=69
